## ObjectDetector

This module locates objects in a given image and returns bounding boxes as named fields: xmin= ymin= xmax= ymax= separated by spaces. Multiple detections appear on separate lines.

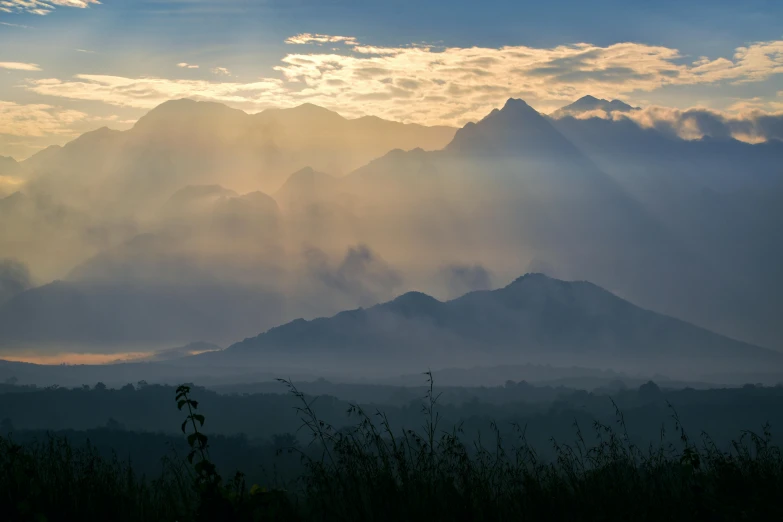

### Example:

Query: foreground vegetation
xmin=2 ymin=374 xmax=783 ymax=521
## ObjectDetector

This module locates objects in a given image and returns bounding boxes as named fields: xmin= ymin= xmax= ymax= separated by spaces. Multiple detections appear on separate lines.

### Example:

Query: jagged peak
xmin=447 ymin=97 xmax=569 ymax=155
xmin=501 ymin=98 xmax=536 ymax=111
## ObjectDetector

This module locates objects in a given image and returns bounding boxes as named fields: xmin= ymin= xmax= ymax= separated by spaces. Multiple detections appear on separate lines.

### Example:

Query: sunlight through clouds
xmin=21 ymin=36 xmax=783 ymax=128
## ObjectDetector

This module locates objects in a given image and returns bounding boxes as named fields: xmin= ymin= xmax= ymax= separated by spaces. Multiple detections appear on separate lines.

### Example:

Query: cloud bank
xmin=21 ymin=36 xmax=783 ymax=128
xmin=553 ymin=103 xmax=783 ymax=143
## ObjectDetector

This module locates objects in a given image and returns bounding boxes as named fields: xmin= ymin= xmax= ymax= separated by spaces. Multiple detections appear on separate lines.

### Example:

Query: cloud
xmin=305 ymin=244 xmax=402 ymax=307
xmin=624 ymin=106 xmax=783 ymax=143
xmin=0 ymin=62 xmax=41 ymax=71
xmin=211 ymin=67 xmax=230 ymax=76
xmin=285 ymin=33 xmax=359 ymax=46
xmin=26 ymin=75 xmax=290 ymax=110
xmin=20 ymin=36 xmax=783 ymax=128
xmin=177 ymin=62 xmax=199 ymax=69
xmin=439 ymin=264 xmax=493 ymax=299
xmin=0 ymin=101 xmax=87 ymax=137
xmin=0 ymin=21 xmax=32 ymax=28
xmin=556 ymin=104 xmax=783 ymax=143
xmin=1 ymin=0 xmax=100 ymax=15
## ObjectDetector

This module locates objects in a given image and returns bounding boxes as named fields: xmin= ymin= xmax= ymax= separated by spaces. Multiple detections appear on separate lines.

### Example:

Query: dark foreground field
xmin=2 ymin=376 xmax=783 ymax=522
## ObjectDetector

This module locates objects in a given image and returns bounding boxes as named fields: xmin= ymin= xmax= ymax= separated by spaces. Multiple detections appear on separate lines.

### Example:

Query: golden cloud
xmin=19 ymin=36 xmax=783 ymax=128
xmin=0 ymin=100 xmax=88 ymax=137
xmin=285 ymin=33 xmax=359 ymax=46
xmin=0 ymin=62 xmax=41 ymax=71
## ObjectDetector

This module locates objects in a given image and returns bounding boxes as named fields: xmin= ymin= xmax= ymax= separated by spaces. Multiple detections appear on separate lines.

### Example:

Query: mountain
xmin=19 ymin=99 xmax=457 ymax=216
xmin=344 ymin=97 xmax=687 ymax=313
xmin=551 ymin=95 xmax=638 ymax=118
xmin=447 ymin=98 xmax=592 ymax=159
xmin=336 ymin=97 xmax=782 ymax=348
xmin=2 ymin=96 xmax=782 ymax=352
xmin=196 ymin=274 xmax=781 ymax=379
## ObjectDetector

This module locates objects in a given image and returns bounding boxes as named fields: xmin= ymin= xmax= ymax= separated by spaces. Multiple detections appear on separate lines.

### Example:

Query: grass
xmin=2 ymin=372 xmax=783 ymax=521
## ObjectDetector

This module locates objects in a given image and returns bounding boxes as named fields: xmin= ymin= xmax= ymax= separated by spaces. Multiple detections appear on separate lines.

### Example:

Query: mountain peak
xmin=501 ymin=98 xmax=536 ymax=112
xmin=502 ymin=272 xmax=569 ymax=294
xmin=379 ymin=291 xmax=444 ymax=318
xmin=134 ymin=98 xmax=247 ymax=130
xmin=577 ymin=95 xmax=599 ymax=102
xmin=290 ymin=102 xmax=339 ymax=114
xmin=446 ymin=98 xmax=577 ymax=157
xmin=551 ymin=96 xmax=638 ymax=118
xmin=258 ymin=103 xmax=346 ymax=125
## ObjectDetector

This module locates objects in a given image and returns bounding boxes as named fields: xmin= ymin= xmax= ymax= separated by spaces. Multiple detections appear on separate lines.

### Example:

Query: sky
xmin=1 ymin=0 xmax=782 ymax=159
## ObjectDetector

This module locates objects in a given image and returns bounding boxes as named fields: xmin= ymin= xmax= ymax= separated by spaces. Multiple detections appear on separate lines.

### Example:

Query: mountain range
xmin=17 ymin=99 xmax=456 ymax=216
xmin=1 ymin=274 xmax=779 ymax=384
xmin=0 ymin=95 xmax=781 ymax=357
xmin=149 ymin=273 xmax=783 ymax=379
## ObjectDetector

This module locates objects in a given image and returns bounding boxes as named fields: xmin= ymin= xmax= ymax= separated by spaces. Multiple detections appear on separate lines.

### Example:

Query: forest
xmin=3 ymin=375 xmax=783 ymax=520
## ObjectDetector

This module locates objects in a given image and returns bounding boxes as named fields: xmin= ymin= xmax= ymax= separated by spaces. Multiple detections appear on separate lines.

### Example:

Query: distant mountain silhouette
xmin=551 ymin=95 xmax=638 ymax=118
xmin=18 ymin=99 xmax=456 ymax=215
xmin=446 ymin=98 xmax=573 ymax=156
xmin=339 ymin=97 xmax=783 ymax=348
xmin=3 ymin=97 xmax=782 ymax=351
xmin=196 ymin=273 xmax=781 ymax=379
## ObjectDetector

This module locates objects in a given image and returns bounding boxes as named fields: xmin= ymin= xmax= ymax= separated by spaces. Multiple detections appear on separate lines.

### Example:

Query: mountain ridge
xmin=195 ymin=273 xmax=780 ymax=379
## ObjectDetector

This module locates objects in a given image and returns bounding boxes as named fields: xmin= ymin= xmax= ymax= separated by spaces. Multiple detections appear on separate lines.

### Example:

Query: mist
xmin=0 ymin=96 xmax=780 ymax=382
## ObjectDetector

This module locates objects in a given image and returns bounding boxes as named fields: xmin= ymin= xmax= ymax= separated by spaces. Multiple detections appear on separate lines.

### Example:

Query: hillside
xmin=202 ymin=274 xmax=781 ymax=379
